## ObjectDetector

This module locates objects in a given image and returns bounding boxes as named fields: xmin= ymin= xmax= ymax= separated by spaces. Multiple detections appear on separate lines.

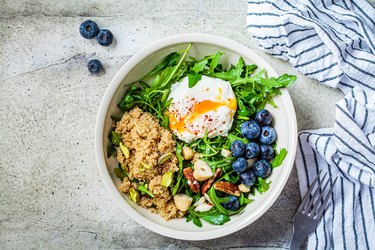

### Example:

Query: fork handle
xmin=290 ymin=232 xmax=306 ymax=250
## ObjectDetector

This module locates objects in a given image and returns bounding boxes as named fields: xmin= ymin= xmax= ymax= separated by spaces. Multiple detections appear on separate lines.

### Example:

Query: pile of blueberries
xmin=79 ymin=20 xmax=114 ymax=74
xmin=231 ymin=109 xmax=277 ymax=188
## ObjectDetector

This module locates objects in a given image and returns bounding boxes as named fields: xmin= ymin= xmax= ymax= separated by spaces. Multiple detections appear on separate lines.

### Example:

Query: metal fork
xmin=290 ymin=172 xmax=338 ymax=250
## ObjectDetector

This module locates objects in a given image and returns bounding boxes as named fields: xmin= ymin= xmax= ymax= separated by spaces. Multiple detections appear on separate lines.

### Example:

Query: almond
xmin=221 ymin=148 xmax=232 ymax=158
xmin=194 ymin=202 xmax=213 ymax=212
xmin=193 ymin=160 xmax=213 ymax=181
xmin=173 ymin=194 xmax=193 ymax=212
xmin=238 ymin=183 xmax=251 ymax=193
xmin=182 ymin=146 xmax=194 ymax=160
xmin=193 ymin=196 xmax=206 ymax=207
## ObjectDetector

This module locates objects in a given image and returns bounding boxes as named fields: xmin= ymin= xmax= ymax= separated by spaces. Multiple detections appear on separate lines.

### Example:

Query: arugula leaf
xmin=143 ymin=52 xmax=180 ymax=78
xmin=111 ymin=131 xmax=122 ymax=146
xmin=239 ymin=193 xmax=254 ymax=205
xmin=114 ymin=167 xmax=128 ymax=181
xmin=196 ymin=209 xmax=230 ymax=225
xmin=111 ymin=115 xmax=121 ymax=121
xmin=193 ymin=216 xmax=202 ymax=227
xmin=171 ymin=143 xmax=184 ymax=196
xmin=257 ymin=178 xmax=271 ymax=194
xmin=118 ymin=86 xmax=140 ymax=112
xmin=209 ymin=52 xmax=223 ymax=73
xmin=227 ymin=133 xmax=248 ymax=145
xmin=207 ymin=187 xmax=245 ymax=215
xmin=192 ymin=60 xmax=208 ymax=73
xmin=137 ymin=184 xmax=154 ymax=198
xmin=271 ymin=148 xmax=288 ymax=168
xmin=107 ymin=143 xmax=116 ymax=158
xmin=188 ymin=73 xmax=202 ymax=88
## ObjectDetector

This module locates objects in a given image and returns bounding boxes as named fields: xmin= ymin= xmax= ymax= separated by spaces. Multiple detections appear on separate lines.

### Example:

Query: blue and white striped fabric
xmin=247 ymin=0 xmax=375 ymax=249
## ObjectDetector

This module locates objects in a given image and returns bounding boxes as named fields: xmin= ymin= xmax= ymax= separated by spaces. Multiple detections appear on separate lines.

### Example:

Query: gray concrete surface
xmin=0 ymin=0 xmax=344 ymax=249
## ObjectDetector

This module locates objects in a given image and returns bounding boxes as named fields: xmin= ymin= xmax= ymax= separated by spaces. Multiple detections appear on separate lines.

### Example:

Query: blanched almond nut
xmin=204 ymin=193 xmax=213 ymax=205
xmin=194 ymin=202 xmax=213 ymax=212
xmin=182 ymin=146 xmax=194 ymax=160
xmin=201 ymin=168 xmax=222 ymax=195
xmin=173 ymin=194 xmax=193 ymax=212
xmin=193 ymin=160 xmax=213 ymax=181
xmin=213 ymin=181 xmax=241 ymax=196
xmin=238 ymin=183 xmax=251 ymax=193
xmin=221 ymin=148 xmax=232 ymax=158
xmin=247 ymin=158 xmax=256 ymax=168
xmin=193 ymin=196 xmax=206 ymax=207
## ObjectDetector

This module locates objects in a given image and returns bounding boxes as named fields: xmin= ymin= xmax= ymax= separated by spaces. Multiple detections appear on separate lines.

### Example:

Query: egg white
xmin=167 ymin=75 xmax=237 ymax=143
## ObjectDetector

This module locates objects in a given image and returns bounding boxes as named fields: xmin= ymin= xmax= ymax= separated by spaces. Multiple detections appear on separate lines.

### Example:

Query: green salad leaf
xmin=257 ymin=178 xmax=271 ymax=194
xmin=111 ymin=131 xmax=122 ymax=146
xmin=187 ymin=208 xmax=230 ymax=226
xmin=188 ymin=73 xmax=202 ymax=88
xmin=143 ymin=52 xmax=180 ymax=78
xmin=271 ymin=148 xmax=288 ymax=168
xmin=114 ymin=167 xmax=128 ymax=181
xmin=137 ymin=184 xmax=154 ymax=198
xmin=239 ymin=193 xmax=254 ymax=205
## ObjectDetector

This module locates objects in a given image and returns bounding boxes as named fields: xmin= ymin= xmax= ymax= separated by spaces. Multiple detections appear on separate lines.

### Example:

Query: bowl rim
xmin=95 ymin=33 xmax=298 ymax=241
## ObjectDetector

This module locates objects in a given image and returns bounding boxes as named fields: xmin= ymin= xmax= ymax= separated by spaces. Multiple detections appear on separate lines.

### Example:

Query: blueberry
xmin=96 ymin=29 xmax=113 ymax=46
xmin=232 ymin=157 xmax=248 ymax=173
xmin=259 ymin=126 xmax=277 ymax=144
xmin=253 ymin=159 xmax=271 ymax=178
xmin=79 ymin=20 xmax=99 ymax=39
xmin=245 ymin=142 xmax=260 ymax=159
xmin=230 ymin=140 xmax=245 ymax=157
xmin=223 ymin=196 xmax=240 ymax=211
xmin=240 ymin=170 xmax=257 ymax=187
xmin=240 ymin=120 xmax=260 ymax=140
xmin=255 ymin=109 xmax=273 ymax=126
xmin=87 ymin=59 xmax=102 ymax=74
xmin=260 ymin=144 xmax=275 ymax=160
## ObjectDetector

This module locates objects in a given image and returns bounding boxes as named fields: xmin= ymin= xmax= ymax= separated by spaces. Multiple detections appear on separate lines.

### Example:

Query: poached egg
xmin=167 ymin=75 xmax=237 ymax=143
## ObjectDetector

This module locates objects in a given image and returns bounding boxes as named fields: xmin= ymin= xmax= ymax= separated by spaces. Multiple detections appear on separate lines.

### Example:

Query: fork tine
xmin=304 ymin=172 xmax=328 ymax=213
xmin=297 ymin=171 xmax=322 ymax=212
xmin=313 ymin=177 xmax=338 ymax=219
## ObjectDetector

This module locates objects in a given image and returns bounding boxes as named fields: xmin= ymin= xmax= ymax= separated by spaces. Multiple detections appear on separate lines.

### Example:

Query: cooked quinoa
xmin=115 ymin=107 xmax=184 ymax=220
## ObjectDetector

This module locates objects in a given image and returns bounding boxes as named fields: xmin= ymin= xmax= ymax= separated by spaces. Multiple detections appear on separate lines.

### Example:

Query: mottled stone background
xmin=0 ymin=0 xmax=345 ymax=249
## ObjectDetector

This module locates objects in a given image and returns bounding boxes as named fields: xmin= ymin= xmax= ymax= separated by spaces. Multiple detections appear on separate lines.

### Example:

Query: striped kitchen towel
xmin=247 ymin=0 xmax=375 ymax=249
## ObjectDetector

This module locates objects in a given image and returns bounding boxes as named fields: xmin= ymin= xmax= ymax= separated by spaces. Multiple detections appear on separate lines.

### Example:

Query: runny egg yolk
xmin=168 ymin=93 xmax=237 ymax=134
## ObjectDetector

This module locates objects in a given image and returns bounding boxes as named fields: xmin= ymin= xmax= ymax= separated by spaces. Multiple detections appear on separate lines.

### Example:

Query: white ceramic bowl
xmin=95 ymin=34 xmax=297 ymax=240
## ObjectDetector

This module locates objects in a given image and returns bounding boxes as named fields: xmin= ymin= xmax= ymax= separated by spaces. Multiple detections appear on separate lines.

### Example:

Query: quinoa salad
xmin=107 ymin=43 xmax=296 ymax=226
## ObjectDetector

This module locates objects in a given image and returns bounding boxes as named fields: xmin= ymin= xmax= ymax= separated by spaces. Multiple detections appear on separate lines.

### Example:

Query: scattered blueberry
xmin=87 ymin=59 xmax=102 ymax=74
xmin=259 ymin=126 xmax=277 ymax=144
xmin=260 ymin=144 xmax=275 ymax=160
xmin=232 ymin=157 xmax=248 ymax=173
xmin=255 ymin=109 xmax=273 ymax=126
xmin=240 ymin=120 xmax=260 ymax=140
xmin=253 ymin=159 xmax=272 ymax=178
xmin=240 ymin=170 xmax=257 ymax=187
xmin=79 ymin=20 xmax=99 ymax=39
xmin=96 ymin=29 xmax=113 ymax=46
xmin=223 ymin=196 xmax=240 ymax=211
xmin=230 ymin=140 xmax=245 ymax=157
xmin=245 ymin=142 xmax=260 ymax=159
